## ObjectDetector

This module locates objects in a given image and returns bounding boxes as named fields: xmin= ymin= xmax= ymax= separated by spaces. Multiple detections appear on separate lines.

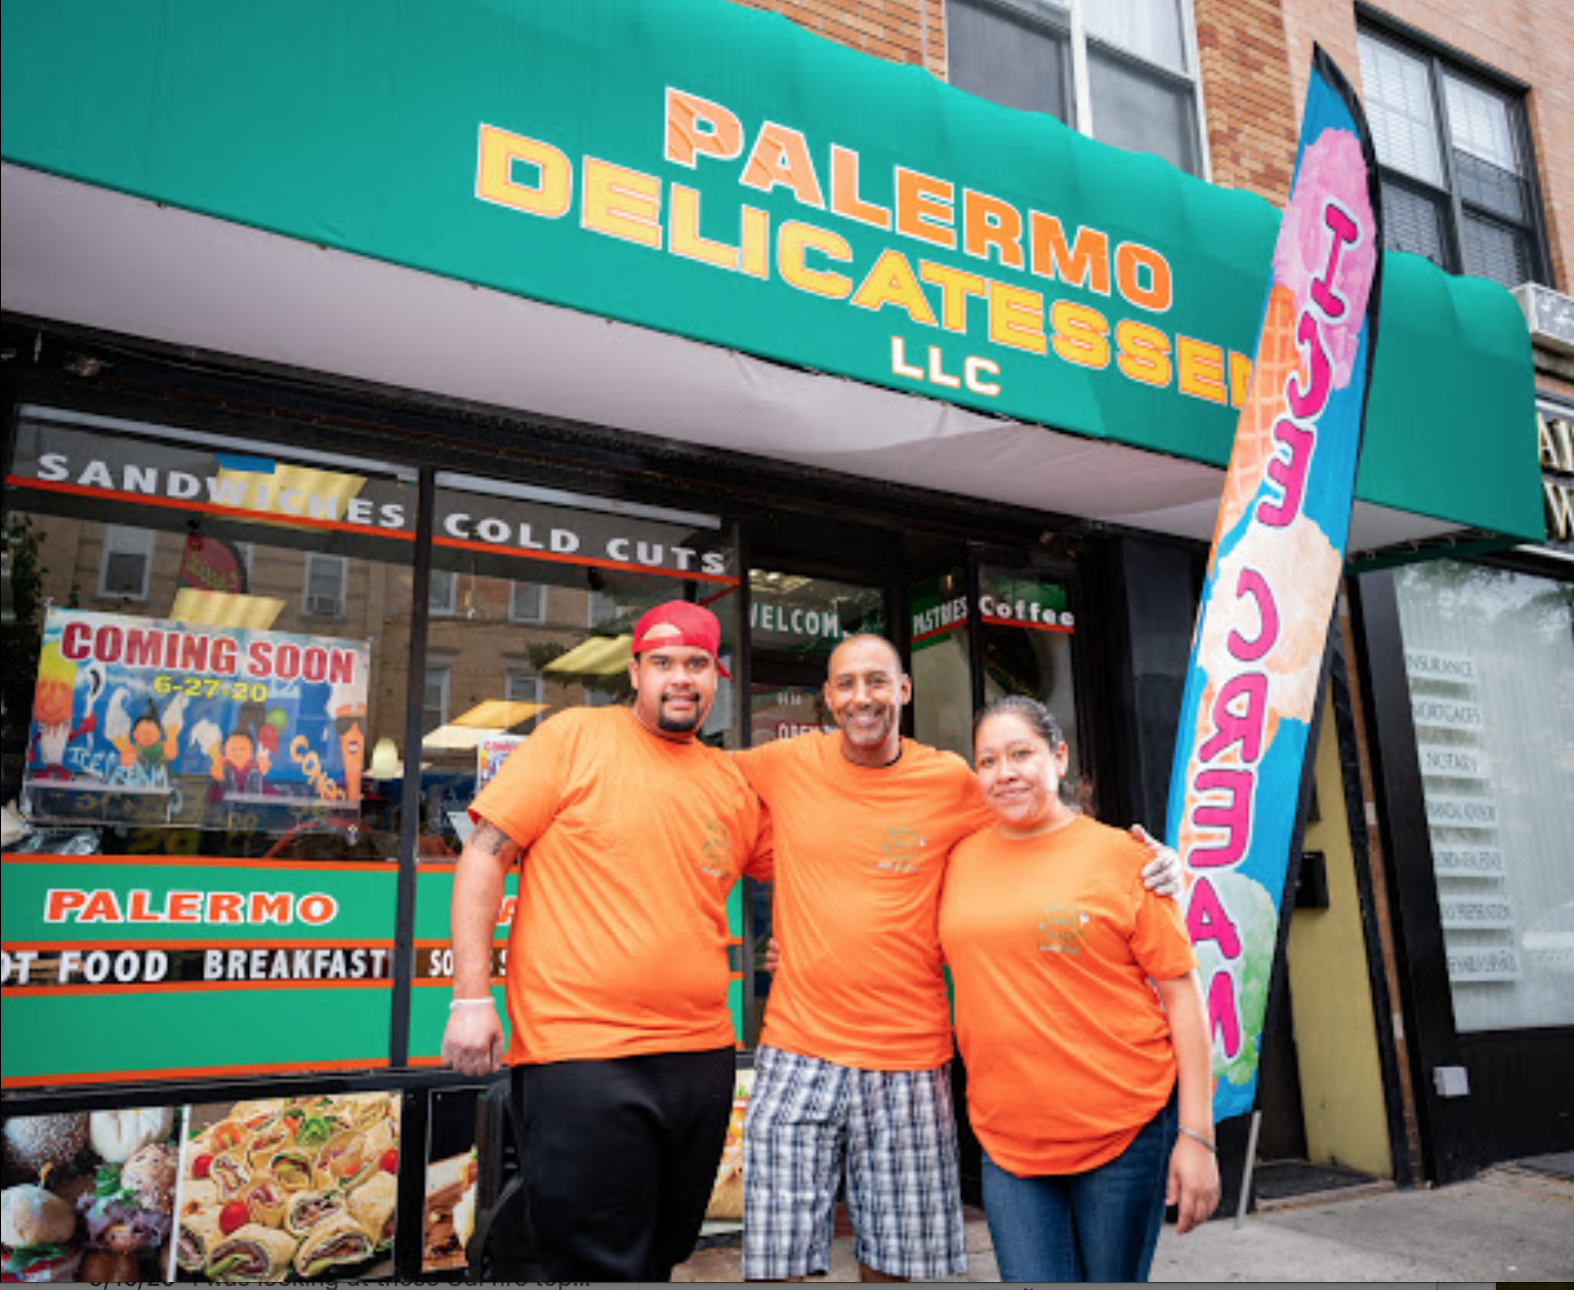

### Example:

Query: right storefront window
xmin=1394 ymin=560 xmax=1574 ymax=1031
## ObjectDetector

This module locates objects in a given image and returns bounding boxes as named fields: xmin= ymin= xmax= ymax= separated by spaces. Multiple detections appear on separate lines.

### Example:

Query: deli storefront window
xmin=404 ymin=475 xmax=742 ymax=1061
xmin=979 ymin=565 xmax=1082 ymax=771
xmin=2 ymin=407 xmax=415 ymax=1088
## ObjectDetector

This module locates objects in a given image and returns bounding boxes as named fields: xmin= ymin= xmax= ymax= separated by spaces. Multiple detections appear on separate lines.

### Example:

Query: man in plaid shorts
xmin=733 ymin=635 xmax=1179 ymax=1280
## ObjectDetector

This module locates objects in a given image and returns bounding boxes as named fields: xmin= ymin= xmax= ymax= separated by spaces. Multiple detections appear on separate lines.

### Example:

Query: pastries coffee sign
xmin=1 ymin=1105 xmax=183 ymax=1283
xmin=175 ymin=1092 xmax=399 ymax=1283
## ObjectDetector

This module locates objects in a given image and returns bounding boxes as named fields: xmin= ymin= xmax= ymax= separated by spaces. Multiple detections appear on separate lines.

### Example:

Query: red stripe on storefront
xmin=2 ymin=1056 xmax=390 ymax=1088
xmin=433 ymin=534 xmax=738 ymax=585
xmin=1 ymin=853 xmax=397 ymax=873
xmin=980 ymin=615 xmax=1073 ymax=634
xmin=6 ymin=476 xmax=415 ymax=540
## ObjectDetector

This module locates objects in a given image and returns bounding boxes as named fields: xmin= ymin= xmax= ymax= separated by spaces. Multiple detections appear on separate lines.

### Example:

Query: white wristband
xmin=449 ymin=997 xmax=497 ymax=1011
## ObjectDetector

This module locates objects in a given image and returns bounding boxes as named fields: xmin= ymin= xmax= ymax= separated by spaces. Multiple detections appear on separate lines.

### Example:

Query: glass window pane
xmin=978 ymin=566 xmax=1083 ymax=797
xmin=948 ymin=0 xmax=1073 ymax=123
xmin=1453 ymin=149 xmax=1529 ymax=223
xmin=910 ymin=567 xmax=973 ymax=759
xmin=1460 ymin=212 xmax=1533 ymax=289
xmin=1087 ymin=45 xmax=1201 ymax=176
xmin=1394 ymin=561 xmax=1574 ymax=1032
xmin=1444 ymin=73 xmax=1519 ymax=174
xmin=1381 ymin=179 xmax=1450 ymax=268
xmin=1358 ymin=32 xmax=1444 ymax=185
xmin=1084 ymin=0 xmax=1187 ymax=74
xmin=2 ymin=406 xmax=415 ymax=1084
xmin=429 ymin=567 xmax=457 ymax=615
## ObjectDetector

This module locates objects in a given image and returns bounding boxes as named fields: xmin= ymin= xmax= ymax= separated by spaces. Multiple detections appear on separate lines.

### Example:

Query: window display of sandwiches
xmin=174 ymin=1093 xmax=399 ymax=1283
xmin=420 ymin=1150 xmax=477 ymax=1273
xmin=1 ymin=1107 xmax=180 ymax=1283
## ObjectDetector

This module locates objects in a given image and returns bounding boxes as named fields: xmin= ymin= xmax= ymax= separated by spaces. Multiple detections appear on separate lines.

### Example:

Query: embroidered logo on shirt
xmin=698 ymin=817 xmax=730 ymax=878
xmin=1037 ymin=904 xmax=1090 ymax=954
xmin=873 ymin=825 xmax=927 ymax=874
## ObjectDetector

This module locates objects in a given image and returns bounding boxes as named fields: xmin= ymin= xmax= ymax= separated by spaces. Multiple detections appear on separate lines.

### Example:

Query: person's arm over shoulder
xmin=730 ymin=732 xmax=798 ymax=800
xmin=1125 ymin=833 xmax=1197 ymax=982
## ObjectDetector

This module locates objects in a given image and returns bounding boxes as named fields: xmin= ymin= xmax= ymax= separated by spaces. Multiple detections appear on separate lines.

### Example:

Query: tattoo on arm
xmin=471 ymin=821 xmax=513 ymax=857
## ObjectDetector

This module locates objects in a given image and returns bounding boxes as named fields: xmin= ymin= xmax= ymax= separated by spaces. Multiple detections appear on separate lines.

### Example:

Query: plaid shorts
xmin=741 ymin=1045 xmax=966 ymax=1280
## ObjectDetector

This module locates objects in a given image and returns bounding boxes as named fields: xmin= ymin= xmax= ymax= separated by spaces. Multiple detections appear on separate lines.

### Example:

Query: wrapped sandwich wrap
xmin=294 ymin=1213 xmax=376 ymax=1278
xmin=175 ymin=1208 xmax=224 ymax=1274
xmin=347 ymin=1171 xmax=397 ymax=1249
xmin=284 ymin=1187 xmax=345 ymax=1237
xmin=206 ymin=1221 xmax=295 ymax=1283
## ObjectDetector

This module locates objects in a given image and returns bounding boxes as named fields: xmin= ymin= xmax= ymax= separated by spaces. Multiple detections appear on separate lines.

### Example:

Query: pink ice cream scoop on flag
xmin=1270 ymin=128 xmax=1377 ymax=391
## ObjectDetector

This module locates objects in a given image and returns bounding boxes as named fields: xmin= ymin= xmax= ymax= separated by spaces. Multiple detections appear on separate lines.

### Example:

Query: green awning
xmin=0 ymin=0 xmax=1544 ymax=543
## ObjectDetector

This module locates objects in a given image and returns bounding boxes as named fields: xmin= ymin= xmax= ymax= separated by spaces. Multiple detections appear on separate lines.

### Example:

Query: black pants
xmin=490 ymin=1047 xmax=735 ymax=1282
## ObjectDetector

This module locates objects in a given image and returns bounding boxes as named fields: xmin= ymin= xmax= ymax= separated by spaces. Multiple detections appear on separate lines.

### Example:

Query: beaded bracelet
xmin=1177 ymin=1125 xmax=1217 ymax=1154
xmin=448 ymin=997 xmax=497 ymax=1011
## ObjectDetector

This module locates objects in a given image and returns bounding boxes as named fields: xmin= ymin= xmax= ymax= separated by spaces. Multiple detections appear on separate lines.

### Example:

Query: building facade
xmin=1 ymin=0 xmax=1568 ymax=1278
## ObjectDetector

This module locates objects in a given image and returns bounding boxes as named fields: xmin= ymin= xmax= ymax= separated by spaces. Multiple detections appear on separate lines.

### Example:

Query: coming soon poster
xmin=24 ymin=608 xmax=371 ymax=828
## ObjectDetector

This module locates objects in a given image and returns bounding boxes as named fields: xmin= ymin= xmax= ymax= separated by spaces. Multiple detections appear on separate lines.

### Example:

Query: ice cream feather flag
xmin=1165 ymin=47 xmax=1384 ymax=1124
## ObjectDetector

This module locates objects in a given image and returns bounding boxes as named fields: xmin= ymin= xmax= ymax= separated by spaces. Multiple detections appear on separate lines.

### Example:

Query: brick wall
xmin=1194 ymin=0 xmax=1299 ymax=206
xmin=731 ymin=0 xmax=946 ymax=76
xmin=1282 ymin=0 xmax=1574 ymax=294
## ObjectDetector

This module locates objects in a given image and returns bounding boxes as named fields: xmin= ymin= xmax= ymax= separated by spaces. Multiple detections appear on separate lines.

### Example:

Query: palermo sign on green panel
xmin=0 ymin=0 xmax=1543 ymax=541
xmin=1 ymin=856 xmax=397 ymax=1086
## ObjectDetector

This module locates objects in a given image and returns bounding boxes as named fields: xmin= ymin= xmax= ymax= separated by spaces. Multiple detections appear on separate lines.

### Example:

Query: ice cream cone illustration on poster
xmin=1165 ymin=47 xmax=1384 ymax=1124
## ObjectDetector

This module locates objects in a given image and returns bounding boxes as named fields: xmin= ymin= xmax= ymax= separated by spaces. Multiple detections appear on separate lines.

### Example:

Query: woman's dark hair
xmin=972 ymin=695 xmax=1096 ymax=816
xmin=972 ymin=694 xmax=1065 ymax=749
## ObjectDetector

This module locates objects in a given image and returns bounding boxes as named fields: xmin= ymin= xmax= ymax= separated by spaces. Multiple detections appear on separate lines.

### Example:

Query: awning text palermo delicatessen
xmin=477 ymin=88 xmax=1259 ymax=405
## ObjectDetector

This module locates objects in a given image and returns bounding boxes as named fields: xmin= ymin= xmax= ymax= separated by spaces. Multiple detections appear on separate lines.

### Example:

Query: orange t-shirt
xmin=735 ymin=733 xmax=992 ymax=1070
xmin=471 ymin=707 xmax=771 ymax=1065
xmin=938 ymin=814 xmax=1197 ymax=1176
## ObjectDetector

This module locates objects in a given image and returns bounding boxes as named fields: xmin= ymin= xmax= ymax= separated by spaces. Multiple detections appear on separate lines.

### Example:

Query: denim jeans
xmin=981 ymin=1094 xmax=1178 ymax=1282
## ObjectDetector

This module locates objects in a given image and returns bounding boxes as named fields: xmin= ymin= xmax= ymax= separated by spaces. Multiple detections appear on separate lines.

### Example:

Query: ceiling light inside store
xmin=170 ymin=588 xmax=286 ymax=631
xmin=543 ymin=634 xmax=632 ymax=678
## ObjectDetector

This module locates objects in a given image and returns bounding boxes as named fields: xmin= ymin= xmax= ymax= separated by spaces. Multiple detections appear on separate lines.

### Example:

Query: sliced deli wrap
xmin=285 ymin=1187 xmax=346 ymax=1237
xmin=294 ymin=1213 xmax=377 ymax=1278
xmin=268 ymin=1146 xmax=316 ymax=1192
xmin=347 ymin=1171 xmax=397 ymax=1249
xmin=176 ymin=1208 xmax=224 ymax=1274
xmin=314 ymin=1128 xmax=378 ymax=1191
xmin=206 ymin=1222 xmax=296 ymax=1283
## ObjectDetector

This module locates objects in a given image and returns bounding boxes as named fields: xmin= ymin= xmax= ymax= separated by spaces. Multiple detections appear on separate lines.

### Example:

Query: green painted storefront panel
xmin=0 ymin=0 xmax=1543 ymax=538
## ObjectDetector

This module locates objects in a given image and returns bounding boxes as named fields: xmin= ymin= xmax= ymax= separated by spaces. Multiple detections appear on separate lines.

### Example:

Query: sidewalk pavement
xmin=674 ymin=1161 xmax=1574 ymax=1282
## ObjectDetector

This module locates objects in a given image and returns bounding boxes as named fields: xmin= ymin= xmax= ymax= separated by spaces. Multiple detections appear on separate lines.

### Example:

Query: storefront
xmin=1 ymin=0 xmax=1550 ymax=1278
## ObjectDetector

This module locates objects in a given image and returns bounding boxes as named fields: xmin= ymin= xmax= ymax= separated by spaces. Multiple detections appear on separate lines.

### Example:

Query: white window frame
xmin=429 ymin=568 xmax=459 ymax=617
xmin=303 ymin=552 xmax=348 ymax=619
xmin=947 ymin=0 xmax=1210 ymax=182
xmin=424 ymin=665 xmax=451 ymax=731
xmin=97 ymin=525 xmax=154 ymax=601
xmin=509 ymin=580 xmax=546 ymax=624
xmin=505 ymin=670 xmax=544 ymax=709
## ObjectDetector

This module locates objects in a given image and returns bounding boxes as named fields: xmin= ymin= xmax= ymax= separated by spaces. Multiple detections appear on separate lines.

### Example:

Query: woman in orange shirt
xmin=938 ymin=696 xmax=1219 ymax=1281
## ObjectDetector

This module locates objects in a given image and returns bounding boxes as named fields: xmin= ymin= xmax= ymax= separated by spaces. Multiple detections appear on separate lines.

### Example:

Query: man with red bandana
xmin=441 ymin=600 xmax=770 ymax=1282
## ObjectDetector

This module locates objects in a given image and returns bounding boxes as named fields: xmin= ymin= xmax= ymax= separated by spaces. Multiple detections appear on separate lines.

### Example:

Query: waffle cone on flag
xmin=1210 ymin=285 xmax=1305 ymax=558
